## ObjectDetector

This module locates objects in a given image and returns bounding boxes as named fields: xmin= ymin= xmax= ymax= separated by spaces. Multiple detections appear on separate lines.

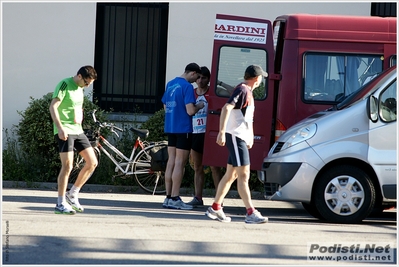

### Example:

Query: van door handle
xmin=209 ymin=110 xmax=221 ymax=115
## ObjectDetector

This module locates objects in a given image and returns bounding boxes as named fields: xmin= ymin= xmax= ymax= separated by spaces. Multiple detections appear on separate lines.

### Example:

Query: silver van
xmin=258 ymin=66 xmax=397 ymax=223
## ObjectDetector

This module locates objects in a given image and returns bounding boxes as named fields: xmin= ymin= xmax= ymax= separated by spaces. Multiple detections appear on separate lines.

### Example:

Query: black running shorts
xmin=225 ymin=133 xmax=250 ymax=167
xmin=167 ymin=133 xmax=192 ymax=151
xmin=191 ymin=133 xmax=205 ymax=154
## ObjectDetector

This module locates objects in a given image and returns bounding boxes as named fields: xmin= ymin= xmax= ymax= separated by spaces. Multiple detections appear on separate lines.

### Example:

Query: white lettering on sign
xmin=214 ymin=19 xmax=268 ymax=44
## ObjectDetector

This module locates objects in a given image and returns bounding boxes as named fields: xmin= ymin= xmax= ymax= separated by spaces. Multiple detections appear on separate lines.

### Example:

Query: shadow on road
xmin=3 ymin=193 xmax=396 ymax=225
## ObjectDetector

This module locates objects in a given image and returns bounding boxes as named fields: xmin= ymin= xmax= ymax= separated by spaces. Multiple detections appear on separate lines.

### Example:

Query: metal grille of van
xmin=272 ymin=142 xmax=284 ymax=154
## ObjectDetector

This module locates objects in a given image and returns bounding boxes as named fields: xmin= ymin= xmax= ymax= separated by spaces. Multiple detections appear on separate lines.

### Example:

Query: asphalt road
xmin=2 ymin=183 xmax=397 ymax=266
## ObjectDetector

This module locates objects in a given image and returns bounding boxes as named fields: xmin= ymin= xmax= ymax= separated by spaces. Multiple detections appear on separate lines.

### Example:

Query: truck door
xmin=203 ymin=14 xmax=275 ymax=170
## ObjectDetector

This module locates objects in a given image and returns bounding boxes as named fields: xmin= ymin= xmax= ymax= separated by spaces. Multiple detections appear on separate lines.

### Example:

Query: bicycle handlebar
xmin=92 ymin=110 xmax=124 ymax=137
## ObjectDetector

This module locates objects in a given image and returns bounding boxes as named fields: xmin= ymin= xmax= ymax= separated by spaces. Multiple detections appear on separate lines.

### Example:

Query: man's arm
xmin=216 ymin=103 xmax=234 ymax=146
xmin=49 ymin=98 xmax=67 ymax=140
xmin=186 ymin=101 xmax=205 ymax=116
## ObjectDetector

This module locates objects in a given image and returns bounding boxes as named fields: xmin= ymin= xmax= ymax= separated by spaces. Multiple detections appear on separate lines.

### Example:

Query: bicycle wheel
xmin=69 ymin=147 xmax=101 ymax=185
xmin=133 ymin=144 xmax=167 ymax=195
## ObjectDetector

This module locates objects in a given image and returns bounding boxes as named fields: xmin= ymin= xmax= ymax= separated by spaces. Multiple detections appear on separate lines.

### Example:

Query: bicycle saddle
xmin=130 ymin=128 xmax=149 ymax=139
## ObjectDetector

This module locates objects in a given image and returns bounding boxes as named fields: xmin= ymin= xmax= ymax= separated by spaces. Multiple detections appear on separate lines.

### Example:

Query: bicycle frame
xmin=96 ymin=135 xmax=146 ymax=175
xmin=69 ymin=110 xmax=167 ymax=195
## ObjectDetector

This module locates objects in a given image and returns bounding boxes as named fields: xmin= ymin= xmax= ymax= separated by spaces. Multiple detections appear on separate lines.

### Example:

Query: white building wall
xmin=2 ymin=2 xmax=97 ymax=139
xmin=2 ymin=2 xmax=370 ymax=140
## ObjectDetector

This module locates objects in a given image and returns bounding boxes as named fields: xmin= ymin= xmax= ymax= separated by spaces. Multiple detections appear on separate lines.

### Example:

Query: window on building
xmin=94 ymin=3 xmax=169 ymax=114
xmin=371 ymin=2 xmax=397 ymax=17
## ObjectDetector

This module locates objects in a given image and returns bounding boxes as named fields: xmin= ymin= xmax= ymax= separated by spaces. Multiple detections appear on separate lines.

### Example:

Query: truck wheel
xmin=302 ymin=202 xmax=324 ymax=220
xmin=314 ymin=165 xmax=375 ymax=223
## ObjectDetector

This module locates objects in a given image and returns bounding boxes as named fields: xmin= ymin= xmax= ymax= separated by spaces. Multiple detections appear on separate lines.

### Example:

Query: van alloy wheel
xmin=324 ymin=176 xmax=365 ymax=215
xmin=314 ymin=165 xmax=375 ymax=223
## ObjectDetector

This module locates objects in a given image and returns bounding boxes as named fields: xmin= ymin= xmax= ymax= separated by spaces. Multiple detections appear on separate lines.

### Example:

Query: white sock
xmin=69 ymin=185 xmax=81 ymax=198
xmin=57 ymin=196 xmax=65 ymax=206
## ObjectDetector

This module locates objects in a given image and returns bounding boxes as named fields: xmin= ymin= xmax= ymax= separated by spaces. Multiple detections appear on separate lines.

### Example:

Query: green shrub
xmin=14 ymin=93 xmax=58 ymax=181
xmin=140 ymin=109 xmax=167 ymax=142
xmin=4 ymin=92 xmax=107 ymax=182
xmin=2 ymin=128 xmax=31 ymax=181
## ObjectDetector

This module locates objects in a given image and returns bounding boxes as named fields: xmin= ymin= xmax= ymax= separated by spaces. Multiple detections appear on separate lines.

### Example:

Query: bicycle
xmin=69 ymin=110 xmax=168 ymax=195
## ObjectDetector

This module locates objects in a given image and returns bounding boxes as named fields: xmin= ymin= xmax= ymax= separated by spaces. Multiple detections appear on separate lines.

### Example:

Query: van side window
xmin=379 ymin=80 xmax=397 ymax=122
xmin=304 ymin=53 xmax=383 ymax=103
xmin=216 ymin=46 xmax=268 ymax=100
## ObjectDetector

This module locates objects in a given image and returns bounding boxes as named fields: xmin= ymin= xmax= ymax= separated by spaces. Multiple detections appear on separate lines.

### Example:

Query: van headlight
xmin=280 ymin=124 xmax=317 ymax=151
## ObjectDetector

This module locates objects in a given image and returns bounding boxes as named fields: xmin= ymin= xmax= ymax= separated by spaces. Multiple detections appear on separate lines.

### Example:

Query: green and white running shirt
xmin=52 ymin=77 xmax=84 ymax=135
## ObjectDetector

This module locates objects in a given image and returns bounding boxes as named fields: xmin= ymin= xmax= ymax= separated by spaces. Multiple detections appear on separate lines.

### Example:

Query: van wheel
xmin=302 ymin=202 xmax=324 ymax=220
xmin=314 ymin=165 xmax=375 ymax=223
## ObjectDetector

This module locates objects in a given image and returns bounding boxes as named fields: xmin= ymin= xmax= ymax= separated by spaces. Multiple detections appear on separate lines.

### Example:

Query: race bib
xmin=193 ymin=113 xmax=207 ymax=133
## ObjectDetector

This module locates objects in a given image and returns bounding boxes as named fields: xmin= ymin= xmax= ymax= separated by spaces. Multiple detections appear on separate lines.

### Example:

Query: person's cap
xmin=185 ymin=63 xmax=202 ymax=74
xmin=245 ymin=64 xmax=268 ymax=78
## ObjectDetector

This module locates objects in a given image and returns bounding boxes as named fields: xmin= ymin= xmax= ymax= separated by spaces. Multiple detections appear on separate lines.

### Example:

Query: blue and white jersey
xmin=192 ymin=90 xmax=209 ymax=134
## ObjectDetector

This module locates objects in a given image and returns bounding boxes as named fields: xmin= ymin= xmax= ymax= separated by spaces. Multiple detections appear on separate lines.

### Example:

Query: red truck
xmin=203 ymin=13 xmax=397 ymax=171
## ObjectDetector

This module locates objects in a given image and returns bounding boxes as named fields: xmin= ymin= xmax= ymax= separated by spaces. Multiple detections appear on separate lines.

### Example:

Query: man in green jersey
xmin=49 ymin=66 xmax=98 ymax=215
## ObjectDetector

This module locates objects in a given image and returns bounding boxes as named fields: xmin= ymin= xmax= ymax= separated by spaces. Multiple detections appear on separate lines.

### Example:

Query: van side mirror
xmin=367 ymin=96 xmax=378 ymax=122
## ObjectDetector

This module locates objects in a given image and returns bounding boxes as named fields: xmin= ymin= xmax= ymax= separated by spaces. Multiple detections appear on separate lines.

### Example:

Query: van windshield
xmin=336 ymin=67 xmax=397 ymax=110
xmin=304 ymin=53 xmax=383 ymax=103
